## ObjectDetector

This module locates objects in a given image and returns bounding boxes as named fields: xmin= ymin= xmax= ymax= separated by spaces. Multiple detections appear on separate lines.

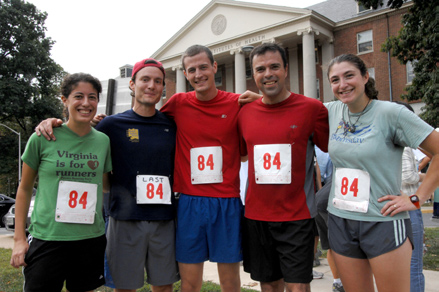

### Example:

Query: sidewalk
xmin=202 ymin=257 xmax=439 ymax=292
xmin=1 ymin=233 xmax=438 ymax=291
xmin=422 ymin=205 xmax=434 ymax=213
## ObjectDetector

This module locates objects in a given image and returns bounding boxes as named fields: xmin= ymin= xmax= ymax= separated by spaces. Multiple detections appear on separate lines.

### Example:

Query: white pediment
xmin=152 ymin=0 xmax=311 ymax=64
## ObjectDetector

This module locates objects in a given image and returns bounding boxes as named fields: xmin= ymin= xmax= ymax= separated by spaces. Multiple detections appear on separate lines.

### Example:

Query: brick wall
xmin=333 ymin=9 xmax=409 ymax=102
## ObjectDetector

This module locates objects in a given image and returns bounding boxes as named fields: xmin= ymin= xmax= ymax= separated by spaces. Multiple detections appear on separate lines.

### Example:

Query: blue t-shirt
xmin=96 ymin=109 xmax=176 ymax=221
xmin=315 ymin=145 xmax=333 ymax=185
xmin=325 ymin=100 xmax=433 ymax=221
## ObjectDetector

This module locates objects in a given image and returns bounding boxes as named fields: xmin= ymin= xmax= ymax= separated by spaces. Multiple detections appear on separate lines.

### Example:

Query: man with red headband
xmin=36 ymin=58 xmax=179 ymax=292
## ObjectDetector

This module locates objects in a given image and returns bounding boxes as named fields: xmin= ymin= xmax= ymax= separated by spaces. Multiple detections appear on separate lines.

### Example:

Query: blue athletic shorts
xmin=176 ymin=194 xmax=243 ymax=263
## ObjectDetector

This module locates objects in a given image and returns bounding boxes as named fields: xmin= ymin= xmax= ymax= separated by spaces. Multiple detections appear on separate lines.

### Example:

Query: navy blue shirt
xmin=96 ymin=109 xmax=176 ymax=221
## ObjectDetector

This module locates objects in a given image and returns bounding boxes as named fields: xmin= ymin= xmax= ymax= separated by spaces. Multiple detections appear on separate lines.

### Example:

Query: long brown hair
xmin=328 ymin=54 xmax=378 ymax=99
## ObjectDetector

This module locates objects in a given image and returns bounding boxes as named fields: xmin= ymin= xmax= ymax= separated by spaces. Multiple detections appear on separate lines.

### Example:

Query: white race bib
xmin=333 ymin=168 xmax=370 ymax=213
xmin=136 ymin=175 xmax=172 ymax=204
xmin=190 ymin=146 xmax=223 ymax=184
xmin=254 ymin=144 xmax=291 ymax=184
xmin=55 ymin=180 xmax=97 ymax=224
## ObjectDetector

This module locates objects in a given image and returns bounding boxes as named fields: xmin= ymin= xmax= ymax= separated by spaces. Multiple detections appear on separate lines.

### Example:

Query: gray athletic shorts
xmin=106 ymin=218 xmax=179 ymax=289
xmin=328 ymin=213 xmax=413 ymax=259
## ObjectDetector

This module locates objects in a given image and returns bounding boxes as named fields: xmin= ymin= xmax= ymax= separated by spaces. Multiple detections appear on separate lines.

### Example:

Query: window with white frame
xmin=315 ymin=47 xmax=319 ymax=64
xmin=357 ymin=30 xmax=373 ymax=54
xmin=316 ymin=79 xmax=320 ymax=100
xmin=215 ymin=69 xmax=223 ymax=86
xmin=367 ymin=68 xmax=375 ymax=79
xmin=120 ymin=67 xmax=133 ymax=78
xmin=162 ymin=85 xmax=166 ymax=98
xmin=406 ymin=61 xmax=415 ymax=84
xmin=358 ymin=3 xmax=371 ymax=13
xmin=246 ymin=60 xmax=252 ymax=79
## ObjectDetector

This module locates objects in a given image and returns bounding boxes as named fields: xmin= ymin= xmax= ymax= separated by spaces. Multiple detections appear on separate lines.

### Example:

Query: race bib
xmin=254 ymin=144 xmax=291 ymax=184
xmin=190 ymin=146 xmax=223 ymax=184
xmin=136 ymin=175 xmax=172 ymax=204
xmin=333 ymin=168 xmax=370 ymax=213
xmin=55 ymin=180 xmax=97 ymax=224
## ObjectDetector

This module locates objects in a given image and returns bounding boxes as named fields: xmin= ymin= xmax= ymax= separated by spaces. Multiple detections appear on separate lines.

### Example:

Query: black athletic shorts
xmin=23 ymin=234 xmax=106 ymax=292
xmin=242 ymin=217 xmax=314 ymax=283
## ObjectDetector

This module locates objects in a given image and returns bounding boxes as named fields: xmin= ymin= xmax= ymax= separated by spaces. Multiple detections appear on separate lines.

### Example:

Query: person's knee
xmin=261 ymin=279 xmax=285 ymax=292
xmin=180 ymin=279 xmax=202 ymax=292
xmin=151 ymin=284 xmax=173 ymax=292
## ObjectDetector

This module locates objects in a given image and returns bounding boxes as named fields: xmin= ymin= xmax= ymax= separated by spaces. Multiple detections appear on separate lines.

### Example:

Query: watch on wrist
xmin=409 ymin=194 xmax=421 ymax=209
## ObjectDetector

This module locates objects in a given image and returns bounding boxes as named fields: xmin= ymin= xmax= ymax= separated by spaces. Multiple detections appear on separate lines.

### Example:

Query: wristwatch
xmin=409 ymin=194 xmax=421 ymax=209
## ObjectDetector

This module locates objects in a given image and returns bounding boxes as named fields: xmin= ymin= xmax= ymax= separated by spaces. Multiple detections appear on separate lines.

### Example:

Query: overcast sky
xmin=25 ymin=0 xmax=325 ymax=81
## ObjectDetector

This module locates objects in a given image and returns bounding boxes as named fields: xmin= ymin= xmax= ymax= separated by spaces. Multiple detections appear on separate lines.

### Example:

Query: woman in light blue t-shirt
xmin=325 ymin=54 xmax=439 ymax=292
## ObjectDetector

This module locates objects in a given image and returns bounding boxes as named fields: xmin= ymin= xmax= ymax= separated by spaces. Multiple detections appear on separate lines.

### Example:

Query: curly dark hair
xmin=61 ymin=73 xmax=102 ymax=119
xmin=61 ymin=73 xmax=102 ymax=100
xmin=327 ymin=54 xmax=378 ymax=100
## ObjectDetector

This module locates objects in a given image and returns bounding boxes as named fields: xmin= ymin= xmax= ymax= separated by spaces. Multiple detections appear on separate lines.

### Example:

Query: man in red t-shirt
xmin=161 ymin=45 xmax=258 ymax=292
xmin=238 ymin=43 xmax=329 ymax=292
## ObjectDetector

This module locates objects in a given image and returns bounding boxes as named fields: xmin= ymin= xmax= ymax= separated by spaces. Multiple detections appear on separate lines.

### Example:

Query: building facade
xmin=98 ymin=0 xmax=421 ymax=115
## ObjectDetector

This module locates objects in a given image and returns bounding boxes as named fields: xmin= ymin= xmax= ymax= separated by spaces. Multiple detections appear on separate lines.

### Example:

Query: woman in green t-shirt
xmin=10 ymin=73 xmax=112 ymax=292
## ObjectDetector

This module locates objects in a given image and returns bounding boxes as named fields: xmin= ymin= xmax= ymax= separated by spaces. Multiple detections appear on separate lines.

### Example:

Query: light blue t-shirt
xmin=325 ymin=100 xmax=433 ymax=221
xmin=315 ymin=146 xmax=333 ymax=185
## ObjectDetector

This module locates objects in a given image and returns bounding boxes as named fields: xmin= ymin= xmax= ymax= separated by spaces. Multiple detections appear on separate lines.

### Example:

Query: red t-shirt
xmin=238 ymin=93 xmax=329 ymax=221
xmin=161 ymin=90 xmax=241 ymax=198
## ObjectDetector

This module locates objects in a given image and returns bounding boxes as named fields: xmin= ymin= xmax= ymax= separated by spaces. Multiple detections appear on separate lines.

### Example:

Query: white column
xmin=322 ymin=40 xmax=334 ymax=102
xmin=301 ymin=29 xmax=317 ymax=99
xmin=288 ymin=47 xmax=299 ymax=94
xmin=233 ymin=49 xmax=247 ymax=94
xmin=173 ymin=65 xmax=186 ymax=93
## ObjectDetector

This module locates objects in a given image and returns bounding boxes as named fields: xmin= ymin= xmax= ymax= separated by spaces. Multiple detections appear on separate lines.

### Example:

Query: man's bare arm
xmin=35 ymin=114 xmax=107 ymax=141
xmin=238 ymin=90 xmax=261 ymax=105
xmin=35 ymin=118 xmax=63 ymax=141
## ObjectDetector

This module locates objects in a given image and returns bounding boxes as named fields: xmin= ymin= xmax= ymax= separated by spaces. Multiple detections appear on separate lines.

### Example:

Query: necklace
xmin=343 ymin=99 xmax=371 ymax=135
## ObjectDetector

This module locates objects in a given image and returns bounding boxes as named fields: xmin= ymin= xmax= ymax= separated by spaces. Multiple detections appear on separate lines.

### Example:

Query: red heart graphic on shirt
xmin=87 ymin=161 xmax=99 ymax=170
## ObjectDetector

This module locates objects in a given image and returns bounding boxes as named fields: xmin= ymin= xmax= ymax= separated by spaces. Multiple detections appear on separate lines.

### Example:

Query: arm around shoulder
xmin=35 ymin=118 xmax=64 ymax=141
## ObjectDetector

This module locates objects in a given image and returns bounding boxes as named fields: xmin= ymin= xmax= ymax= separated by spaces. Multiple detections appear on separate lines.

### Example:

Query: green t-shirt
xmin=22 ymin=124 xmax=112 ymax=240
xmin=326 ymin=100 xmax=433 ymax=221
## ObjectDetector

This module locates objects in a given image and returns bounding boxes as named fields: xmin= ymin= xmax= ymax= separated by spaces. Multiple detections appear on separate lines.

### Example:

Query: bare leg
xmin=285 ymin=282 xmax=310 ymax=292
xmin=331 ymin=251 xmax=374 ymax=292
xmin=260 ymin=279 xmax=285 ymax=292
xmin=370 ymin=240 xmax=411 ymax=292
xmin=151 ymin=284 xmax=173 ymax=292
xmin=179 ymin=262 xmax=204 ymax=292
xmin=217 ymin=262 xmax=241 ymax=292
xmin=327 ymin=249 xmax=340 ymax=279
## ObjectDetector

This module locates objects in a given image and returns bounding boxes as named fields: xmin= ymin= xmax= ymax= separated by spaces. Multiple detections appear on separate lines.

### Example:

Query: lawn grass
xmin=424 ymin=227 xmax=439 ymax=271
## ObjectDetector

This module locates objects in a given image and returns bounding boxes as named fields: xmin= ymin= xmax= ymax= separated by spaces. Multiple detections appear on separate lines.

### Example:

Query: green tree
xmin=356 ymin=0 xmax=439 ymax=127
xmin=0 ymin=0 xmax=65 ymax=193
